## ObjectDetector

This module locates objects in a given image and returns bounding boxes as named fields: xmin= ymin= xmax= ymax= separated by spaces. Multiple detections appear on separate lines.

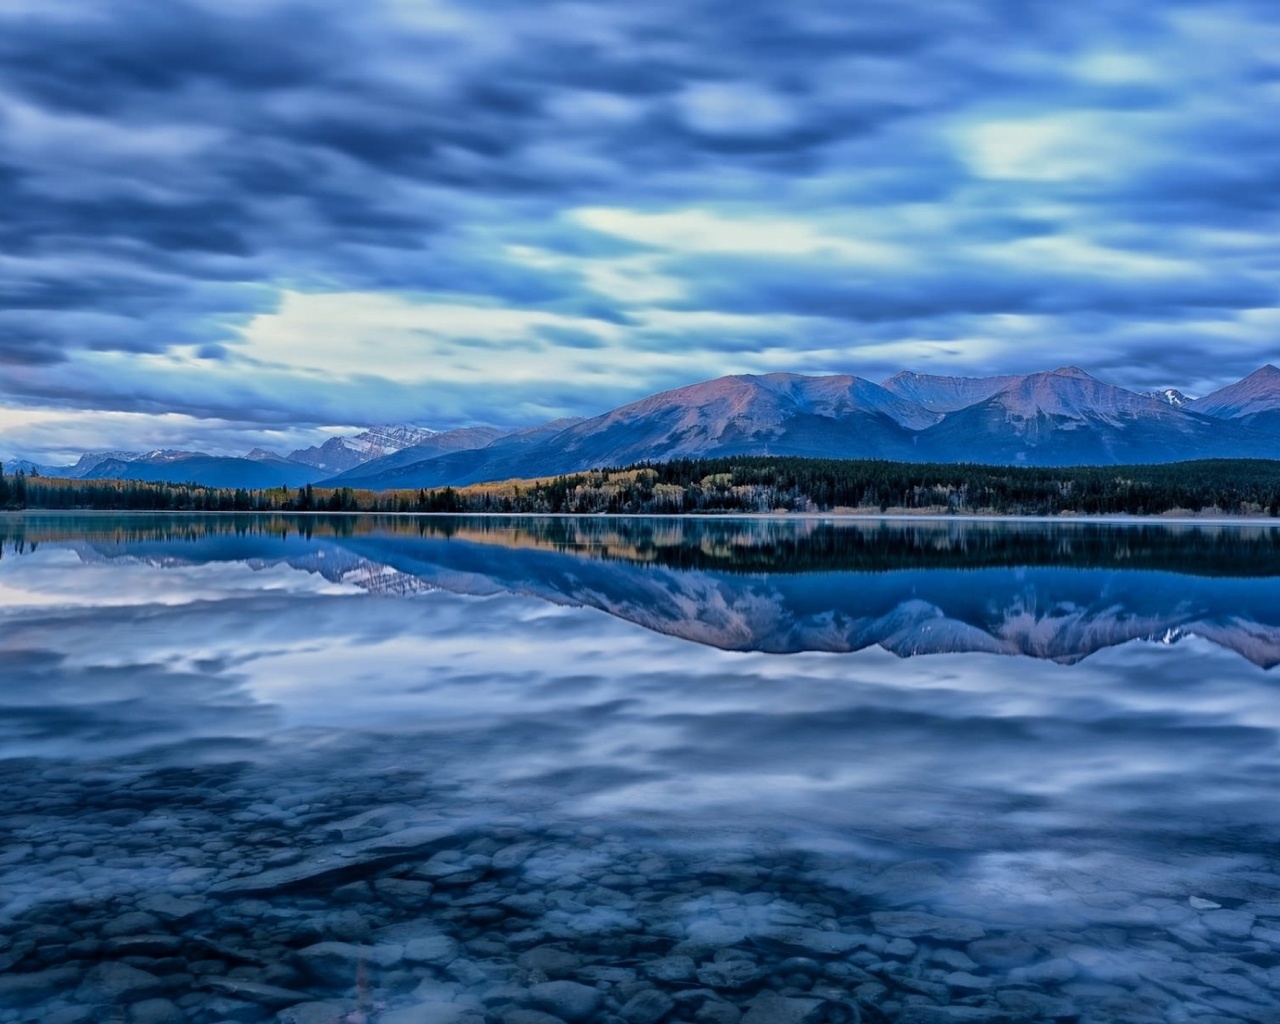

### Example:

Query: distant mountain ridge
xmin=285 ymin=425 xmax=444 ymax=473
xmin=81 ymin=455 xmax=320 ymax=490
xmin=10 ymin=425 xmax=495 ymax=489
xmin=318 ymin=364 xmax=1280 ymax=490
xmin=1190 ymin=365 xmax=1280 ymax=428
xmin=9 ymin=364 xmax=1280 ymax=490
xmin=881 ymin=370 xmax=1023 ymax=412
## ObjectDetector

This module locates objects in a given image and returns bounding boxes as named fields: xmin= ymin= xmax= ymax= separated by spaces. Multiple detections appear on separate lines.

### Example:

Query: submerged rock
xmin=295 ymin=941 xmax=403 ymax=986
xmin=500 ymin=1010 xmax=571 ymax=1024
xmin=528 ymin=980 xmax=603 ymax=1022
xmin=277 ymin=1000 xmax=355 ymax=1024
xmin=695 ymin=959 xmax=762 ymax=991
xmin=126 ymin=998 xmax=183 ymax=1024
xmin=0 ymin=967 xmax=83 ymax=1005
xmin=740 ymin=992 xmax=824 ymax=1024
xmin=402 ymin=934 xmax=461 ymax=965
xmin=618 ymin=987 xmax=676 ymax=1024
xmin=517 ymin=945 xmax=583 ymax=978
xmin=870 ymin=912 xmax=985 ymax=943
xmin=381 ymin=1003 xmax=486 ymax=1024
xmin=200 ymin=976 xmax=314 ymax=1006
xmin=210 ymin=824 xmax=460 ymax=895
xmin=138 ymin=894 xmax=208 ymax=922
xmin=76 ymin=962 xmax=163 ymax=1003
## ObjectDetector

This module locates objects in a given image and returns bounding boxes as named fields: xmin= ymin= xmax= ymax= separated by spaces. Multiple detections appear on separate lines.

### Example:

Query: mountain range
xmin=8 ymin=364 xmax=1280 ymax=491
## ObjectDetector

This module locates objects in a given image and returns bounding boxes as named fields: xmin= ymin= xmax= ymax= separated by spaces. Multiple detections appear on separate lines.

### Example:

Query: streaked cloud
xmin=0 ymin=0 xmax=1275 ymax=456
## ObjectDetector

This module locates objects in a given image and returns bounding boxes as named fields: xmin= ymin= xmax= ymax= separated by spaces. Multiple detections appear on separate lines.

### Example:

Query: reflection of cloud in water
xmin=3 ymin=519 xmax=1280 ymax=1017
xmin=4 ymin=576 xmax=1279 ymax=862
xmin=0 ymin=641 xmax=278 ymax=763
xmin=0 ymin=544 xmax=359 ymax=610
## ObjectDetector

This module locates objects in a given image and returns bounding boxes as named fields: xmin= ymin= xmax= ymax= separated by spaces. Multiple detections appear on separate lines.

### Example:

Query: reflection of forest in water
xmin=5 ymin=511 xmax=1280 ymax=576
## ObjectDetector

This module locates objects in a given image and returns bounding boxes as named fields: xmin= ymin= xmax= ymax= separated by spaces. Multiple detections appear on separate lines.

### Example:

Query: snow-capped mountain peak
xmin=1142 ymin=389 xmax=1194 ymax=408
xmin=287 ymin=425 xmax=440 ymax=472
xmin=340 ymin=425 xmax=439 ymax=459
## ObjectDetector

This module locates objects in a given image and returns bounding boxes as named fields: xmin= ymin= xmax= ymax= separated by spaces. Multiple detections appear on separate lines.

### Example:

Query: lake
xmin=1 ymin=513 xmax=1279 ymax=1024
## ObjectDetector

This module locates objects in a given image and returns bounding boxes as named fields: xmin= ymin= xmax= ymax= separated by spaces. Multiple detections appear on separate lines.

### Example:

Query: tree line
xmin=3 ymin=457 xmax=1280 ymax=517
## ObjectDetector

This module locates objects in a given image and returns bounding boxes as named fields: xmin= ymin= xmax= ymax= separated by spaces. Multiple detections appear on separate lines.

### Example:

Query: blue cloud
xmin=0 ymin=0 xmax=1276 ymax=449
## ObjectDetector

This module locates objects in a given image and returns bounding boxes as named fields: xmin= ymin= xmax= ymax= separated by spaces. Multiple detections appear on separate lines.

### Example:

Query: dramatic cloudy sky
xmin=1 ymin=0 xmax=1278 ymax=458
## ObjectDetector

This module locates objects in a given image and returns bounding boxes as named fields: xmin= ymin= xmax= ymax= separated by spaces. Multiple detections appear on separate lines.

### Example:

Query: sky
xmin=1 ymin=0 xmax=1278 ymax=459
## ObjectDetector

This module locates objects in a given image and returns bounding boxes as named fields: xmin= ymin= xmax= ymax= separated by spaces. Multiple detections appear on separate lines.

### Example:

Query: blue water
xmin=1 ymin=514 xmax=1278 ymax=1023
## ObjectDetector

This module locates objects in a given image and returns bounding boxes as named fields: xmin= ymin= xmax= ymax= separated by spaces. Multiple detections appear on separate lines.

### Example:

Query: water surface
xmin=1 ymin=513 xmax=1278 ymax=1024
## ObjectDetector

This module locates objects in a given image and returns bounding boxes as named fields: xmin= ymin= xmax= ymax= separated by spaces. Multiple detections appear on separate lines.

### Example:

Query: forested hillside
xmin=4 ymin=458 xmax=1280 ymax=517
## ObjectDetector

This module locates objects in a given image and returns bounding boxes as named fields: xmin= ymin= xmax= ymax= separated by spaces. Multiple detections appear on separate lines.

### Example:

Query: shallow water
xmin=1 ymin=513 xmax=1279 ymax=1024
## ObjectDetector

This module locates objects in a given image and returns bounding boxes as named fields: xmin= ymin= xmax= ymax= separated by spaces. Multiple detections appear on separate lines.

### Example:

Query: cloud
xmin=956 ymin=112 xmax=1160 ymax=183
xmin=676 ymin=82 xmax=801 ymax=140
xmin=0 ymin=0 xmax=1276 ymax=450
xmin=571 ymin=207 xmax=906 ymax=264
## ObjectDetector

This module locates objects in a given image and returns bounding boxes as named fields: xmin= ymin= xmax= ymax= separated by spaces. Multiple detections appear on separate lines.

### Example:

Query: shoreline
xmin=5 ymin=507 xmax=1280 ymax=526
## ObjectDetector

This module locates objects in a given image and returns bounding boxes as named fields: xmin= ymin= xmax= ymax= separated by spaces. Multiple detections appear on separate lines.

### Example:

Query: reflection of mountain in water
xmin=10 ymin=514 xmax=1280 ymax=667
xmin=333 ymin=535 xmax=1280 ymax=667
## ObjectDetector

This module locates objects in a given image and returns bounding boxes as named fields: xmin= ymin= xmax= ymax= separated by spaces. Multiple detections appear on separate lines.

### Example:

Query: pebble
xmin=644 ymin=955 xmax=696 ymax=982
xmin=295 ymin=941 xmax=403 ymax=985
xmin=137 ymin=895 xmax=207 ymax=922
xmin=528 ymin=980 xmax=603 ymax=1022
xmin=402 ymin=934 xmax=460 ymax=965
xmin=1201 ymin=909 xmax=1257 ymax=939
xmin=126 ymin=998 xmax=184 ymax=1024
xmin=198 ymin=977 xmax=313 ymax=1006
xmin=618 ymin=987 xmax=676 ymax=1024
xmin=101 ymin=912 xmax=164 ymax=938
xmin=374 ymin=877 xmax=436 ymax=908
xmin=898 ymin=1007 xmax=1014 ymax=1023
xmin=871 ymin=912 xmax=986 ymax=943
xmin=740 ymin=992 xmax=824 ymax=1024
xmin=276 ymin=1002 xmax=354 ymax=1024
xmin=695 ymin=959 xmax=762 ymax=991
xmin=695 ymin=1002 xmax=742 ymax=1024
xmin=76 ymin=962 xmax=164 ymax=1002
xmin=965 ymin=936 xmax=1038 ymax=968
xmin=501 ymin=1010 xmax=571 ymax=1024
xmin=773 ymin=927 xmax=865 ymax=956
xmin=1 ymin=757 xmax=1276 ymax=1024
xmin=944 ymin=970 xmax=994 ymax=993
xmin=381 ymin=1003 xmax=486 ymax=1024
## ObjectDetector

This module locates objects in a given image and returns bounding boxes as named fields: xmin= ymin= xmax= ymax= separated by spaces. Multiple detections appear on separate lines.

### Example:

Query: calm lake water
xmin=2 ymin=513 xmax=1279 ymax=1024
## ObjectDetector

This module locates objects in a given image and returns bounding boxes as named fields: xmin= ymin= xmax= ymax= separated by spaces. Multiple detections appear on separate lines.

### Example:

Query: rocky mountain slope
xmin=881 ymin=370 xmax=1023 ymax=412
xmin=913 ymin=367 xmax=1252 ymax=465
xmin=14 ymin=365 xmax=1280 ymax=490
xmin=284 ymin=425 xmax=445 ymax=473
xmin=319 ymin=366 xmax=1280 ymax=490
xmin=1191 ymin=364 xmax=1280 ymax=429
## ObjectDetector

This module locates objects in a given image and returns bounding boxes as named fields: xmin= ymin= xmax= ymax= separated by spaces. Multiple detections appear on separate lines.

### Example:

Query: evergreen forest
xmin=3 ymin=457 xmax=1280 ymax=518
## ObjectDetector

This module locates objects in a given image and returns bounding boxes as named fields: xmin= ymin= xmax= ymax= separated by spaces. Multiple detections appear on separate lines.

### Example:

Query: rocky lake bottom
xmin=2 ymin=514 xmax=1280 ymax=1023
xmin=5 ymin=744 xmax=1280 ymax=1024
